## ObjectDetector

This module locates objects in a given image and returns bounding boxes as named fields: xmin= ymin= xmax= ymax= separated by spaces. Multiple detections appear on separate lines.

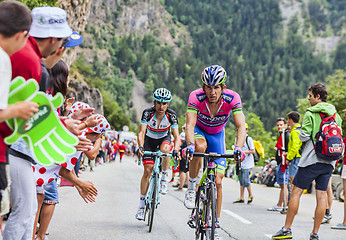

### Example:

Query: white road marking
xmin=222 ymin=209 xmax=252 ymax=224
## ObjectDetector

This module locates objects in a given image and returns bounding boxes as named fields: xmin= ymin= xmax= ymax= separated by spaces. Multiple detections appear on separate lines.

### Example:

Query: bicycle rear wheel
xmin=205 ymin=184 xmax=216 ymax=240
xmin=148 ymin=174 xmax=157 ymax=232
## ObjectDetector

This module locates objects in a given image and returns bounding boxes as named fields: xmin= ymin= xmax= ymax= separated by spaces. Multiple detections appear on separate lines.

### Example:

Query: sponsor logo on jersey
xmin=223 ymin=93 xmax=234 ymax=103
xmin=196 ymin=93 xmax=207 ymax=102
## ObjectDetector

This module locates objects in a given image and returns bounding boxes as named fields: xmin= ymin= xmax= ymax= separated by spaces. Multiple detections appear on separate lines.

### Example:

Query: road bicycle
xmin=187 ymin=151 xmax=240 ymax=240
xmin=138 ymin=150 xmax=178 ymax=232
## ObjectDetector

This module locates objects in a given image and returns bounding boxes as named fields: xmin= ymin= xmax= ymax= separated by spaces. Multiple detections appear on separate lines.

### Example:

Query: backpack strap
xmin=318 ymin=112 xmax=326 ymax=119
xmin=245 ymin=135 xmax=250 ymax=150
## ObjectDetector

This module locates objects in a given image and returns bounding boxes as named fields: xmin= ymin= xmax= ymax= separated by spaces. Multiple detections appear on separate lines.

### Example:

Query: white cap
xmin=29 ymin=7 xmax=72 ymax=38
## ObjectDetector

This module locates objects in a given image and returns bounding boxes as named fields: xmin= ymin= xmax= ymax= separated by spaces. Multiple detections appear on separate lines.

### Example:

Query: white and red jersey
xmin=140 ymin=106 xmax=178 ymax=139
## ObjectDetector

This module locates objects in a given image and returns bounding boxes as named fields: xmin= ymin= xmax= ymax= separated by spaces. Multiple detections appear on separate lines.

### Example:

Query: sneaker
xmin=160 ymin=180 xmax=168 ymax=195
xmin=310 ymin=233 xmax=319 ymax=240
xmin=321 ymin=213 xmax=332 ymax=224
xmin=214 ymin=225 xmax=221 ymax=239
xmin=175 ymin=186 xmax=183 ymax=191
xmin=331 ymin=223 xmax=346 ymax=229
xmin=135 ymin=208 xmax=145 ymax=221
xmin=247 ymin=195 xmax=254 ymax=204
xmin=214 ymin=230 xmax=220 ymax=240
xmin=272 ymin=227 xmax=292 ymax=239
xmin=267 ymin=205 xmax=283 ymax=211
xmin=233 ymin=198 xmax=244 ymax=204
xmin=169 ymin=178 xmax=174 ymax=183
xmin=280 ymin=207 xmax=288 ymax=215
xmin=184 ymin=190 xmax=196 ymax=209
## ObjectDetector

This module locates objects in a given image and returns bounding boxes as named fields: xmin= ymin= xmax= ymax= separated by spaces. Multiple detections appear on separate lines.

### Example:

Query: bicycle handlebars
xmin=137 ymin=150 xmax=179 ymax=170
xmin=186 ymin=149 xmax=242 ymax=175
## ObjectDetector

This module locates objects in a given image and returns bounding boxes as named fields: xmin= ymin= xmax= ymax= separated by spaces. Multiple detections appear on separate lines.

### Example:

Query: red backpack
xmin=314 ymin=112 xmax=344 ymax=161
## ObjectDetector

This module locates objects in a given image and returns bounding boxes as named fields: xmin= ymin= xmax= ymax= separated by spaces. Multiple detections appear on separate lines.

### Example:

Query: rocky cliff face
xmin=67 ymin=79 xmax=104 ymax=114
xmin=58 ymin=0 xmax=93 ymax=67
xmin=58 ymin=0 xmax=103 ymax=114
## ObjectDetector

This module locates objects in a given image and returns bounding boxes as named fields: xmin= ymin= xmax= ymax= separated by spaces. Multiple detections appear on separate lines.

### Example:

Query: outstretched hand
xmin=70 ymin=108 xmax=94 ymax=120
xmin=75 ymin=136 xmax=93 ymax=151
xmin=84 ymin=115 xmax=102 ymax=128
xmin=76 ymin=181 xmax=98 ymax=203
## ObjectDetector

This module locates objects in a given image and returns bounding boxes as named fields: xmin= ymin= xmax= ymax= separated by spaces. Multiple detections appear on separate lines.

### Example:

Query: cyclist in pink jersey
xmin=183 ymin=65 xmax=246 ymax=238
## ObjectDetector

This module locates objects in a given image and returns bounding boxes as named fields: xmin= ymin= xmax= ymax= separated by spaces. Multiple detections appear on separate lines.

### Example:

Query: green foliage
xmin=161 ymin=0 xmax=334 ymax=129
xmin=225 ymin=113 xmax=276 ymax=166
xmin=246 ymin=113 xmax=276 ymax=163
xmin=71 ymin=56 xmax=131 ymax=130
xmin=326 ymin=70 xmax=346 ymax=133
xmin=333 ymin=37 xmax=346 ymax=70
xmin=83 ymin=0 xmax=344 ymax=134
xmin=16 ymin=0 xmax=58 ymax=9
xmin=102 ymin=90 xmax=131 ymax=130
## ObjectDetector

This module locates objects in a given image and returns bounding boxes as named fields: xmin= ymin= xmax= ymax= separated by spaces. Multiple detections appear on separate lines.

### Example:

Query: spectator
xmin=119 ymin=141 xmax=126 ymax=162
xmin=268 ymin=118 xmax=290 ymax=212
xmin=286 ymin=111 xmax=302 ymax=204
xmin=331 ymin=109 xmax=346 ymax=230
xmin=3 ymin=6 xmax=73 ymax=240
xmin=272 ymin=83 xmax=342 ymax=240
xmin=0 ymin=1 xmax=38 ymax=220
xmin=176 ymin=124 xmax=189 ymax=191
xmin=233 ymin=123 xmax=255 ymax=204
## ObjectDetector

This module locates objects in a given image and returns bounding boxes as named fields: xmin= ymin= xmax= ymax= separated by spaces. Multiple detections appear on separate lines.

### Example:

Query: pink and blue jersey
xmin=187 ymin=88 xmax=243 ymax=134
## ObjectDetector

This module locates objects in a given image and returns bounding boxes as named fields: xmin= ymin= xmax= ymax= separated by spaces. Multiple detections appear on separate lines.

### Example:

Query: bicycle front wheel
xmin=194 ymin=188 xmax=203 ymax=240
xmin=205 ymin=184 xmax=216 ymax=240
xmin=148 ymin=174 xmax=157 ymax=232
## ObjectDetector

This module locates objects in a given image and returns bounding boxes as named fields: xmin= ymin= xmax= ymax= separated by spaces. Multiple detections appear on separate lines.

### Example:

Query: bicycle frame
xmin=145 ymin=151 xmax=167 ymax=211
xmin=188 ymin=152 xmax=238 ymax=240
xmin=138 ymin=150 xmax=177 ymax=232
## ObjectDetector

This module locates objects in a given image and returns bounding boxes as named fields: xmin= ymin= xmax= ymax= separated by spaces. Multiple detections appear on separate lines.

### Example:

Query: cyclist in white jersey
xmin=135 ymin=88 xmax=181 ymax=220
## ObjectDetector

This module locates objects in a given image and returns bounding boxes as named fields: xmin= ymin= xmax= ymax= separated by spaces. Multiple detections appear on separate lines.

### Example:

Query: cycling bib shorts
xmin=194 ymin=125 xmax=226 ymax=174
xmin=143 ymin=135 xmax=173 ymax=165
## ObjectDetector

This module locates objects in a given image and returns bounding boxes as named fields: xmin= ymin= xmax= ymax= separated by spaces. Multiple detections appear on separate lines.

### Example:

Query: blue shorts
xmin=288 ymin=157 xmax=300 ymax=178
xmin=43 ymin=180 xmax=59 ymax=204
xmin=276 ymin=164 xmax=289 ymax=184
xmin=194 ymin=125 xmax=226 ymax=174
xmin=293 ymin=163 xmax=333 ymax=191
xmin=239 ymin=168 xmax=252 ymax=187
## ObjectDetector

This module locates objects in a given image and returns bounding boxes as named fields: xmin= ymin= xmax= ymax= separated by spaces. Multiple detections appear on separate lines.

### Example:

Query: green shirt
xmin=287 ymin=124 xmax=302 ymax=161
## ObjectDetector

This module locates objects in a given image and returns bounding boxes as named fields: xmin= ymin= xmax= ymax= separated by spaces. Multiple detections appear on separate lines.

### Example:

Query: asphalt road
xmin=48 ymin=155 xmax=346 ymax=240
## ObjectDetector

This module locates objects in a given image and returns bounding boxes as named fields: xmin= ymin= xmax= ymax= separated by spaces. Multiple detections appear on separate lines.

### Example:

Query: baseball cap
xmin=29 ymin=7 xmax=72 ymax=38
xmin=63 ymin=31 xmax=83 ymax=47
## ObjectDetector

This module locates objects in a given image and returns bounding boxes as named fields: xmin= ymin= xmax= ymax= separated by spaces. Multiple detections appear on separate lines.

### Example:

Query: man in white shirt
xmin=233 ymin=123 xmax=255 ymax=204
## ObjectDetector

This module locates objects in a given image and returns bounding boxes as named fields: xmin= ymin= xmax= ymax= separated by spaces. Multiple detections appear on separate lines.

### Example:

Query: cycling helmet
xmin=201 ymin=65 xmax=227 ymax=86
xmin=153 ymin=88 xmax=172 ymax=103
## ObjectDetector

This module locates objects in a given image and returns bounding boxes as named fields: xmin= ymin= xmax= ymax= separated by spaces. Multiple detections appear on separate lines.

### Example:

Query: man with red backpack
xmin=272 ymin=83 xmax=343 ymax=240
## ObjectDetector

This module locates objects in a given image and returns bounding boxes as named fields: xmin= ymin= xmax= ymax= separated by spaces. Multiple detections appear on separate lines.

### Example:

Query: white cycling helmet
xmin=153 ymin=88 xmax=172 ymax=103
